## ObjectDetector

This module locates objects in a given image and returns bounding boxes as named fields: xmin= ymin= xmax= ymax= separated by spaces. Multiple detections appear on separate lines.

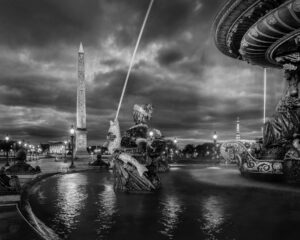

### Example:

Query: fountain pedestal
xmin=214 ymin=0 xmax=300 ymax=182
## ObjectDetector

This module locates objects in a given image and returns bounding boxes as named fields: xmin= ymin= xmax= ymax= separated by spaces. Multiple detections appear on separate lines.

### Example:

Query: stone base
xmin=6 ymin=174 xmax=40 ymax=186
xmin=88 ymin=158 xmax=109 ymax=167
xmin=157 ymin=160 xmax=170 ymax=173
xmin=75 ymin=151 xmax=90 ymax=160
xmin=283 ymin=159 xmax=300 ymax=183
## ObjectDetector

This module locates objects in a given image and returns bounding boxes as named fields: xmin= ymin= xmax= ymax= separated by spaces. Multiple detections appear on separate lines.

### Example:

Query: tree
xmin=195 ymin=144 xmax=206 ymax=157
xmin=182 ymin=144 xmax=194 ymax=155
xmin=40 ymin=144 xmax=50 ymax=153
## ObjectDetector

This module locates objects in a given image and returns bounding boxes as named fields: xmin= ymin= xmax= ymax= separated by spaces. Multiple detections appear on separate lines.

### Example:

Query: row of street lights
xmin=2 ymin=125 xmax=76 ymax=169
xmin=2 ymin=135 xmax=44 ymax=167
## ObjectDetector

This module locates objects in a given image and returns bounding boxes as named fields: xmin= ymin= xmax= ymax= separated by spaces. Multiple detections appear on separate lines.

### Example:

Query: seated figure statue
xmin=147 ymin=130 xmax=170 ymax=172
xmin=107 ymin=104 xmax=161 ymax=193
xmin=262 ymin=70 xmax=300 ymax=159
xmin=0 ymin=167 xmax=21 ymax=192
xmin=121 ymin=104 xmax=152 ymax=149
xmin=221 ymin=69 xmax=300 ymax=178
xmin=5 ymin=148 xmax=41 ymax=175
xmin=121 ymin=104 xmax=169 ymax=171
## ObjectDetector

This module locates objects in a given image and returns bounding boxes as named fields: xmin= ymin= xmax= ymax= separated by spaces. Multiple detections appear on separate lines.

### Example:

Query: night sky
xmin=0 ymin=0 xmax=285 ymax=146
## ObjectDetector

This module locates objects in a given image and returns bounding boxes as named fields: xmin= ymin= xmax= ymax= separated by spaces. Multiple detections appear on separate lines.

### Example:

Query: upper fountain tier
xmin=213 ymin=0 xmax=300 ymax=69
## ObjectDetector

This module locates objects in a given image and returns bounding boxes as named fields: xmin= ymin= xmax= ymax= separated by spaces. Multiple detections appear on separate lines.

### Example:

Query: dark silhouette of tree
xmin=195 ymin=144 xmax=206 ymax=157
xmin=182 ymin=144 xmax=194 ymax=155
xmin=40 ymin=144 xmax=50 ymax=153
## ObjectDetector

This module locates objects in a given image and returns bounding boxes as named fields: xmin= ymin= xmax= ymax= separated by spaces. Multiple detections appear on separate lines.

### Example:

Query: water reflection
xmin=53 ymin=174 xmax=88 ymax=235
xmin=201 ymin=195 xmax=226 ymax=240
xmin=30 ymin=168 xmax=300 ymax=240
xmin=160 ymin=195 xmax=182 ymax=239
xmin=96 ymin=182 xmax=117 ymax=238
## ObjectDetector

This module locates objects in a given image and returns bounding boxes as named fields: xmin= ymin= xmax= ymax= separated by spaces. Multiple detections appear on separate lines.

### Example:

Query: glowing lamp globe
xmin=70 ymin=126 xmax=75 ymax=136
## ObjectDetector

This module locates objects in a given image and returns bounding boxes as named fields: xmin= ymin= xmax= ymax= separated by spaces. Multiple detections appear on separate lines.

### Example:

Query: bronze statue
xmin=214 ymin=0 xmax=300 ymax=181
xmin=106 ymin=104 xmax=163 ymax=193
xmin=263 ymin=70 xmax=300 ymax=148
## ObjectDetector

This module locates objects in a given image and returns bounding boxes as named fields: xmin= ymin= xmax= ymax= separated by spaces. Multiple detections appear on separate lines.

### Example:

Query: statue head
xmin=107 ymin=119 xmax=121 ymax=154
xmin=133 ymin=104 xmax=153 ymax=124
xmin=15 ymin=148 xmax=27 ymax=162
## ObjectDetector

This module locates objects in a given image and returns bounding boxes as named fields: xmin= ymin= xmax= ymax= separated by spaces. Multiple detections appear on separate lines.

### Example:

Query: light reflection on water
xmin=200 ymin=195 xmax=226 ymax=240
xmin=159 ymin=195 xmax=182 ymax=239
xmin=53 ymin=174 xmax=87 ymax=236
xmin=29 ymin=168 xmax=300 ymax=240
xmin=96 ymin=183 xmax=117 ymax=237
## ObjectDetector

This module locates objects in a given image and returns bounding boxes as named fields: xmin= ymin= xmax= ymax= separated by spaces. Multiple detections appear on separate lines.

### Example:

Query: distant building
xmin=49 ymin=141 xmax=67 ymax=155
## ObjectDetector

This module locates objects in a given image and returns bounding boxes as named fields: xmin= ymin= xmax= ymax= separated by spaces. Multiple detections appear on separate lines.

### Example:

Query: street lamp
xmin=149 ymin=131 xmax=154 ymax=139
xmin=213 ymin=131 xmax=218 ymax=145
xmin=4 ymin=135 xmax=9 ymax=166
xmin=70 ymin=125 xmax=75 ymax=168
xmin=213 ymin=131 xmax=218 ymax=160
xmin=91 ymin=152 xmax=94 ymax=161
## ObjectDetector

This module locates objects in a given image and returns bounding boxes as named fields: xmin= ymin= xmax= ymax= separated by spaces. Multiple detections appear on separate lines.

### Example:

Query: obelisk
xmin=236 ymin=117 xmax=240 ymax=141
xmin=75 ymin=42 xmax=88 ymax=157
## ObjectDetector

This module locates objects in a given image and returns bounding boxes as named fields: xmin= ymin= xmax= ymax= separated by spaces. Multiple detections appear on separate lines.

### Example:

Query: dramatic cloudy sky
xmin=0 ymin=0 xmax=284 ymax=145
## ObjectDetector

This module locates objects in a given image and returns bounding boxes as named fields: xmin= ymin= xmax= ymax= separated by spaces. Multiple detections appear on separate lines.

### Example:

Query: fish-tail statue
xmin=106 ymin=104 xmax=168 ymax=193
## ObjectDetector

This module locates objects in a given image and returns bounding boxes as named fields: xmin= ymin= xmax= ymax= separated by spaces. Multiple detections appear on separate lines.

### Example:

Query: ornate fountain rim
xmin=213 ymin=0 xmax=300 ymax=69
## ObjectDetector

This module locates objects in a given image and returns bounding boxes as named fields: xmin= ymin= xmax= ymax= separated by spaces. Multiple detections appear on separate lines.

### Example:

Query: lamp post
xmin=213 ymin=131 xmax=218 ymax=145
xmin=5 ymin=135 xmax=9 ymax=166
xmin=64 ymin=140 xmax=67 ymax=158
xmin=29 ymin=144 xmax=32 ymax=161
xmin=70 ymin=125 xmax=75 ymax=168
xmin=213 ymin=131 xmax=218 ymax=160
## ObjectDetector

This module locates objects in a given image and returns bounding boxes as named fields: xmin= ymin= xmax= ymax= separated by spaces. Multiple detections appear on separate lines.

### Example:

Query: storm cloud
xmin=0 ymin=0 xmax=284 ymax=145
